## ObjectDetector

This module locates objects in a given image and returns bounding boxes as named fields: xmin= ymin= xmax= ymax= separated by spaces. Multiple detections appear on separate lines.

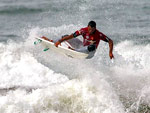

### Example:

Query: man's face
xmin=88 ymin=26 xmax=96 ymax=34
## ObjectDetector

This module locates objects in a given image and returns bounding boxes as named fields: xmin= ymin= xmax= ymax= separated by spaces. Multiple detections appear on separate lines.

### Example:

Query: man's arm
xmin=55 ymin=29 xmax=82 ymax=47
xmin=55 ymin=34 xmax=74 ymax=47
xmin=108 ymin=38 xmax=114 ymax=59
xmin=102 ymin=36 xmax=114 ymax=59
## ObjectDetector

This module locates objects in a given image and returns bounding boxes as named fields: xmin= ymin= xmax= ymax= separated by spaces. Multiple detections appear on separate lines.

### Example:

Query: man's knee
xmin=88 ymin=45 xmax=96 ymax=52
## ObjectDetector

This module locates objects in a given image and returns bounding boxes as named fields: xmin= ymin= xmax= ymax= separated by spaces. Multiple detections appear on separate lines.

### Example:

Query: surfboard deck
xmin=34 ymin=37 xmax=89 ymax=59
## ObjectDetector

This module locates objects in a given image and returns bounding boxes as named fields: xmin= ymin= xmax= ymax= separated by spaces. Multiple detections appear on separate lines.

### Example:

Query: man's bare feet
xmin=68 ymin=46 xmax=75 ymax=50
xmin=41 ymin=36 xmax=53 ymax=42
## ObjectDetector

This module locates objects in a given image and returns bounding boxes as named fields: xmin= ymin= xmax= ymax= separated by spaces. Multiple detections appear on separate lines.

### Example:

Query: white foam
xmin=0 ymin=78 xmax=125 ymax=113
xmin=106 ymin=40 xmax=150 ymax=112
xmin=115 ymin=40 xmax=150 ymax=69
xmin=0 ymin=42 xmax=68 ymax=88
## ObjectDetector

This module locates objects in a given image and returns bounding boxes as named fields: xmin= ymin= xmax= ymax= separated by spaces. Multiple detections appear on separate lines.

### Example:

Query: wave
xmin=0 ymin=41 xmax=69 ymax=89
xmin=0 ymin=6 xmax=43 ymax=15
xmin=0 ymin=33 xmax=125 ymax=112
xmin=115 ymin=40 xmax=150 ymax=69
xmin=0 ymin=26 xmax=150 ymax=113
xmin=0 ymin=80 xmax=125 ymax=113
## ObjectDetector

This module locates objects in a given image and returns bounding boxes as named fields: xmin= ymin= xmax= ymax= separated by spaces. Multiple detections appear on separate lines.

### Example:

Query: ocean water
xmin=0 ymin=0 xmax=150 ymax=113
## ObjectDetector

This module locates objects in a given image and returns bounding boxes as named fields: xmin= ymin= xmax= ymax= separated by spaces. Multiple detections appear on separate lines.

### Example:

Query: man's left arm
xmin=102 ymin=36 xmax=114 ymax=59
xmin=107 ymin=37 xmax=114 ymax=59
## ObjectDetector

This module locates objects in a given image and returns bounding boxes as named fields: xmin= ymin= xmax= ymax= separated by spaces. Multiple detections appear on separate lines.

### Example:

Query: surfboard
xmin=34 ymin=37 xmax=90 ymax=59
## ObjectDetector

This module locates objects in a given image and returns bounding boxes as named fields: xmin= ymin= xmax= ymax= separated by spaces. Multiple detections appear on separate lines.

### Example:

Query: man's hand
xmin=55 ymin=41 xmax=61 ymax=47
xmin=109 ymin=52 xmax=114 ymax=59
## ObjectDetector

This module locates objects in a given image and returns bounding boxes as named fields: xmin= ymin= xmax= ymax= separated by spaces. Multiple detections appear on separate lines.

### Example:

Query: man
xmin=55 ymin=21 xmax=114 ymax=59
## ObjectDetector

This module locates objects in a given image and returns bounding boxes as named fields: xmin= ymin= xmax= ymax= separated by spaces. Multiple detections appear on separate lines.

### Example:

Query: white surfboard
xmin=34 ymin=37 xmax=90 ymax=59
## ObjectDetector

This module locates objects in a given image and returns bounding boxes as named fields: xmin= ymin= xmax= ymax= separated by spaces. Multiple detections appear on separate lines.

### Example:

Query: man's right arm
xmin=55 ymin=34 xmax=74 ymax=47
xmin=55 ymin=29 xmax=82 ymax=47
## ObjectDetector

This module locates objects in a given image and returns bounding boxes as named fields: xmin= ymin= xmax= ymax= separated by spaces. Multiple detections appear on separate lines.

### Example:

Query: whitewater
xmin=0 ymin=0 xmax=150 ymax=113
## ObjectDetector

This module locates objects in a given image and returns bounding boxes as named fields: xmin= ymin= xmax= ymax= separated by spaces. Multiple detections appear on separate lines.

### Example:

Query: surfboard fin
xmin=43 ymin=48 xmax=49 ymax=51
xmin=34 ymin=39 xmax=42 ymax=45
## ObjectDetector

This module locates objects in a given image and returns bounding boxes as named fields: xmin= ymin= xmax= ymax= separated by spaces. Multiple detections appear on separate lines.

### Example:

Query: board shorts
xmin=76 ymin=44 xmax=96 ymax=52
xmin=75 ymin=44 xmax=96 ymax=58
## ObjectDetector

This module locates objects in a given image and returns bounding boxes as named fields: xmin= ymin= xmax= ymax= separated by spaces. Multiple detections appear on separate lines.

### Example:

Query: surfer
xmin=55 ymin=21 xmax=114 ymax=59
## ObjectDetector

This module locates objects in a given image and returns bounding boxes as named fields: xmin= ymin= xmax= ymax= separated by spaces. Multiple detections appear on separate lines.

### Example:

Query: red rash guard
xmin=73 ymin=27 xmax=109 ymax=48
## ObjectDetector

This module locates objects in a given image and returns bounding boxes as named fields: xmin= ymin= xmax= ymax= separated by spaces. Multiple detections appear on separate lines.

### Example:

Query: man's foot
xmin=41 ymin=36 xmax=53 ymax=42
xmin=68 ymin=46 xmax=75 ymax=50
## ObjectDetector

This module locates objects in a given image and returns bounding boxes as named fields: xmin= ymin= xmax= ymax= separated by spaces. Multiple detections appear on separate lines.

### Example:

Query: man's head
xmin=88 ymin=21 xmax=96 ymax=34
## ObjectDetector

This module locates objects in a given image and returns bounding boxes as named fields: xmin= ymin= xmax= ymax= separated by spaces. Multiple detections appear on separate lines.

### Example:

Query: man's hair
xmin=88 ymin=21 xmax=96 ymax=28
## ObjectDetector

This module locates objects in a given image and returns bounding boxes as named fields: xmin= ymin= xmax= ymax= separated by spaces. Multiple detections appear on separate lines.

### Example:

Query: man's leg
xmin=87 ymin=44 xmax=96 ymax=52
